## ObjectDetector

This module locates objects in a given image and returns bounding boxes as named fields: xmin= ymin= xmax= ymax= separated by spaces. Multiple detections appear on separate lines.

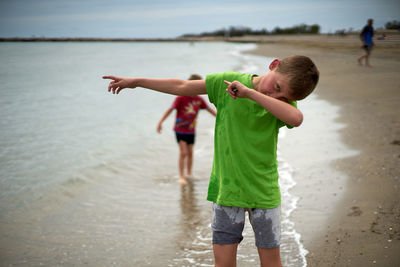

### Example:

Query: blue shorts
xmin=212 ymin=203 xmax=281 ymax=248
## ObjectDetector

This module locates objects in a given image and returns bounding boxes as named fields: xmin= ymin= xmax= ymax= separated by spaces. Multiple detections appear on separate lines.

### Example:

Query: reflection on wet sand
xmin=172 ymin=178 xmax=214 ymax=266
xmin=179 ymin=178 xmax=202 ymax=245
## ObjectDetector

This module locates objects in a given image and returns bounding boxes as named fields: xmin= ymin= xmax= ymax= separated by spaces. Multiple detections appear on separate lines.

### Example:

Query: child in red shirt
xmin=157 ymin=74 xmax=216 ymax=184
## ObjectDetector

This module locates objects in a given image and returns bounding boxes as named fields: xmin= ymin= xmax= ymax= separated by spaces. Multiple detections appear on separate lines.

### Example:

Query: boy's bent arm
xmin=247 ymin=90 xmax=303 ymax=127
xmin=103 ymin=76 xmax=207 ymax=96
xmin=225 ymin=80 xmax=303 ymax=127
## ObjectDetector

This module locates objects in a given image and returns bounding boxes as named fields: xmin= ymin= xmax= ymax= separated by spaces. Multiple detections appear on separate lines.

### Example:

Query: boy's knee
xmin=180 ymin=150 xmax=189 ymax=158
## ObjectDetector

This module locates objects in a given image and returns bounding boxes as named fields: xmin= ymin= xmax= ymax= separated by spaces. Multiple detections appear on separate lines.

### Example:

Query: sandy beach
xmin=247 ymin=33 xmax=400 ymax=266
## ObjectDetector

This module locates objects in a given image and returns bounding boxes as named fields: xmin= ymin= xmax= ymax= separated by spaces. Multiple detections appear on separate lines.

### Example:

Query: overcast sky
xmin=0 ymin=0 xmax=399 ymax=38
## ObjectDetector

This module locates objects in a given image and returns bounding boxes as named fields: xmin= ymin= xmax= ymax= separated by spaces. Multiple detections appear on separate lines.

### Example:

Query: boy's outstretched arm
xmin=225 ymin=81 xmax=303 ymax=127
xmin=157 ymin=107 xmax=174 ymax=133
xmin=103 ymin=75 xmax=206 ymax=96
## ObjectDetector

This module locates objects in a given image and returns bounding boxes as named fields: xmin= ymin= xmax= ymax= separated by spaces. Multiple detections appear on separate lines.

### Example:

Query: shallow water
xmin=1 ymin=41 xmax=308 ymax=266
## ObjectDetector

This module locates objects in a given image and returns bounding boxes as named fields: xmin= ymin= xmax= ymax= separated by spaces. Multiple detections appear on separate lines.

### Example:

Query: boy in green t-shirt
xmin=103 ymin=55 xmax=319 ymax=267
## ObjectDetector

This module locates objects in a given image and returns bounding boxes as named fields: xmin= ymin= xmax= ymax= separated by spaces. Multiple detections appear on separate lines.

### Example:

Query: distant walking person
xmin=157 ymin=74 xmax=216 ymax=185
xmin=358 ymin=18 xmax=374 ymax=67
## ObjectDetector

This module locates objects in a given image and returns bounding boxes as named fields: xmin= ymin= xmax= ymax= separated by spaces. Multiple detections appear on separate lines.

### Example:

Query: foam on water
xmin=278 ymin=130 xmax=308 ymax=267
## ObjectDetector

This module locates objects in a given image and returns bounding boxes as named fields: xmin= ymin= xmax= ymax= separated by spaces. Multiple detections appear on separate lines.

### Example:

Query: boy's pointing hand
xmin=224 ymin=80 xmax=250 ymax=99
xmin=103 ymin=75 xmax=135 ymax=94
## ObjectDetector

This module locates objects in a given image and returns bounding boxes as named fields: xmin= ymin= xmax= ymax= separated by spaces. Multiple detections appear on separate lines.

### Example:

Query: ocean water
xmin=0 ymin=41 xmax=306 ymax=266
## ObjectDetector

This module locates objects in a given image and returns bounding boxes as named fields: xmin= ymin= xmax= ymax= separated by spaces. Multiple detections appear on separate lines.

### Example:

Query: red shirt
xmin=172 ymin=96 xmax=208 ymax=134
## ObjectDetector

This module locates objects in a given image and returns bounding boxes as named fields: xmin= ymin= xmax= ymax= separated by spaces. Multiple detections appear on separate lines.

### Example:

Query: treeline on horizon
xmin=385 ymin=20 xmax=400 ymax=30
xmin=181 ymin=24 xmax=321 ymax=38
xmin=182 ymin=20 xmax=400 ymax=38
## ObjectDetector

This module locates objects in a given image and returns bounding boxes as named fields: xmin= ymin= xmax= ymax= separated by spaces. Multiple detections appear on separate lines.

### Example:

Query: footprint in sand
xmin=347 ymin=206 xmax=362 ymax=216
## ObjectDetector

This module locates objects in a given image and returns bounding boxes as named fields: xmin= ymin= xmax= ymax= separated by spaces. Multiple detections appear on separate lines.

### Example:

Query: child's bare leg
xmin=357 ymin=55 xmax=364 ymax=65
xmin=365 ymin=50 xmax=372 ymax=67
xmin=178 ymin=141 xmax=188 ymax=184
xmin=258 ymin=246 xmax=282 ymax=267
xmin=187 ymin=144 xmax=194 ymax=177
xmin=213 ymin=244 xmax=238 ymax=267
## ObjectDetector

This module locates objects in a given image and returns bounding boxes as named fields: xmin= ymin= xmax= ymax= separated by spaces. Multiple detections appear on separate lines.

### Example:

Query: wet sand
xmin=247 ymin=33 xmax=400 ymax=266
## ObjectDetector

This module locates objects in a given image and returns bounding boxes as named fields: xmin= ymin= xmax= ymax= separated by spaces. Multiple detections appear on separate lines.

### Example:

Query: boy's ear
xmin=269 ymin=59 xmax=280 ymax=70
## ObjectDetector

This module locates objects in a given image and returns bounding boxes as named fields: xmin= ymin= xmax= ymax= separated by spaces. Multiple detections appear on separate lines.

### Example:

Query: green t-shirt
xmin=206 ymin=71 xmax=296 ymax=209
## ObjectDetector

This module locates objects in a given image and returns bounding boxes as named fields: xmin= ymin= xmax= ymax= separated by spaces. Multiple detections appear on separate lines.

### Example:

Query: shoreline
xmin=247 ymin=35 xmax=400 ymax=266
xmin=1 ymin=30 xmax=398 ymax=45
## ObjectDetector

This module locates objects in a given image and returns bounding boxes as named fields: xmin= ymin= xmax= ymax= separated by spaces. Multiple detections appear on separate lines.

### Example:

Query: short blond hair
xmin=276 ymin=55 xmax=319 ymax=100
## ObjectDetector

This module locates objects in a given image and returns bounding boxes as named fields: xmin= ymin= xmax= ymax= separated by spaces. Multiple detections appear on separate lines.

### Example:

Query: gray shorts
xmin=212 ymin=203 xmax=281 ymax=248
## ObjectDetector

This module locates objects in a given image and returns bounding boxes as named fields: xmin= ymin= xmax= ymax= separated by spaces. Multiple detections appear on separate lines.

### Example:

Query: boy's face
xmin=258 ymin=70 xmax=294 ymax=103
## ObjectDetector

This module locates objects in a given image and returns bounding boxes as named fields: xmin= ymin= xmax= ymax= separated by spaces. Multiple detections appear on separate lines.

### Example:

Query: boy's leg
xmin=257 ymin=247 xmax=282 ymax=267
xmin=178 ymin=141 xmax=188 ymax=184
xmin=248 ymin=206 xmax=281 ymax=267
xmin=213 ymin=244 xmax=239 ymax=267
xmin=187 ymin=144 xmax=194 ymax=177
xmin=358 ymin=52 xmax=367 ymax=65
xmin=212 ymin=203 xmax=245 ymax=267
xmin=357 ymin=54 xmax=363 ymax=65
xmin=365 ymin=50 xmax=372 ymax=67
